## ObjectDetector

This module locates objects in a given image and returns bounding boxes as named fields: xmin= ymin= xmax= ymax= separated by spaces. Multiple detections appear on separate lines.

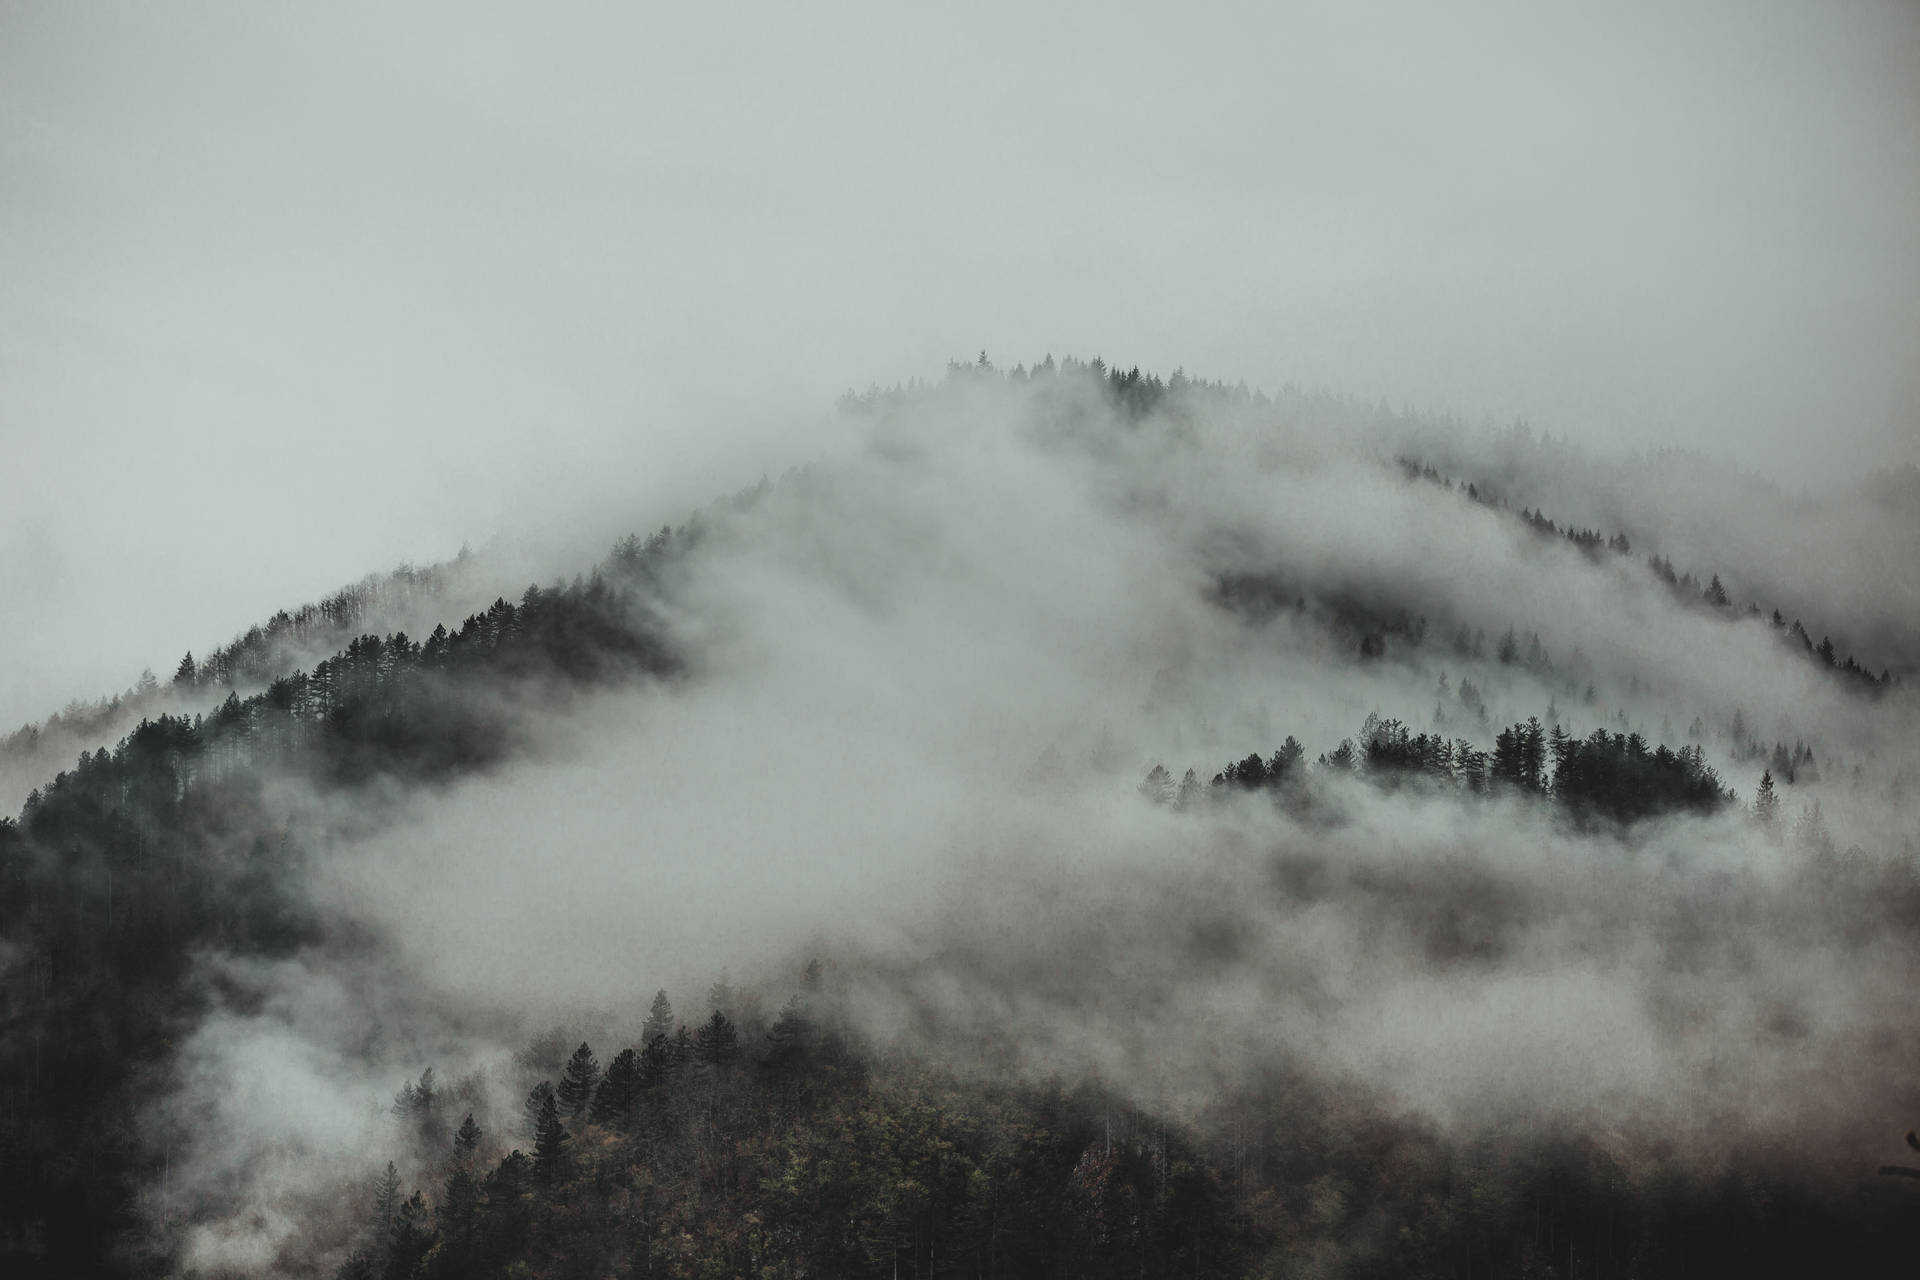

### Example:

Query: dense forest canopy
xmin=2 ymin=359 xmax=1918 ymax=1278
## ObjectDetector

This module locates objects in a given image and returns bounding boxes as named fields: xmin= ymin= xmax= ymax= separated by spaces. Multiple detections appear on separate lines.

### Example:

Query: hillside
xmin=3 ymin=360 xmax=1918 ymax=1278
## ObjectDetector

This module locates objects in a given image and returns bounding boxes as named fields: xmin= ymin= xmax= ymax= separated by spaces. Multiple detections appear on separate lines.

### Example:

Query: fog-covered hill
xmin=3 ymin=360 xmax=1917 ymax=1278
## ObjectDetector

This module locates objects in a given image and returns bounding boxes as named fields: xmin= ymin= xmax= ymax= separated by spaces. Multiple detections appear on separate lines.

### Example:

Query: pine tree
xmin=1771 ymin=741 xmax=1794 ymax=782
xmin=593 ymin=1048 xmax=642 ymax=1127
xmin=440 ymin=1158 xmax=481 ymax=1274
xmin=1491 ymin=726 xmax=1522 ymax=788
xmin=393 ymin=1066 xmax=436 ymax=1121
xmin=556 ymin=1042 xmax=600 ymax=1119
xmin=641 ymin=989 xmax=675 ymax=1048
xmin=765 ymin=994 xmax=813 ymax=1078
xmin=173 ymin=652 xmax=198 ymax=687
xmin=1754 ymin=770 xmax=1779 ymax=825
xmin=522 ymin=1080 xmax=556 ymax=1140
xmin=673 ymin=1024 xmax=695 ymax=1071
xmin=389 ymin=1189 xmax=432 ymax=1276
xmin=453 ymin=1113 xmax=482 ymax=1163
xmin=1497 ymin=627 xmax=1519 ymax=665
xmin=532 ymin=1087 xmax=570 ymax=1183
xmin=1521 ymin=716 xmax=1547 ymax=791
xmin=694 ymin=1010 xmax=740 ymax=1070
xmin=640 ymin=1032 xmax=676 ymax=1088
xmin=373 ymin=1160 xmax=402 ymax=1240
xmin=1549 ymin=723 xmax=1573 ymax=782
xmin=1792 ymin=799 xmax=1834 ymax=856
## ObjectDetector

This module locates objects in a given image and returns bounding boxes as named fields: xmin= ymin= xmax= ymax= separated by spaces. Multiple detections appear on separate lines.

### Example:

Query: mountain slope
xmin=2 ymin=359 xmax=1917 ymax=1278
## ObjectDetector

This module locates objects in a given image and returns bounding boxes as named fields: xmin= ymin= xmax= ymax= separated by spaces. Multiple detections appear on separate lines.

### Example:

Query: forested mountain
xmin=0 ymin=552 xmax=518 ymax=815
xmin=1391 ymin=456 xmax=1898 ymax=695
xmin=3 ymin=359 xmax=1918 ymax=1278
xmin=1367 ymin=419 xmax=1920 ymax=682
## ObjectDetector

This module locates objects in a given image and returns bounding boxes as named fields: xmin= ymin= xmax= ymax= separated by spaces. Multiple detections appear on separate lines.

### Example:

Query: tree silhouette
xmin=532 ymin=1087 xmax=570 ymax=1182
xmin=556 ymin=1042 xmax=600 ymax=1119
xmin=521 ymin=1080 xmax=556 ymax=1141
xmin=694 ymin=1009 xmax=741 ymax=1070
xmin=642 ymin=989 xmax=675 ymax=1047
xmin=592 ymin=1048 xmax=641 ymax=1127
xmin=1754 ymin=770 xmax=1779 ymax=824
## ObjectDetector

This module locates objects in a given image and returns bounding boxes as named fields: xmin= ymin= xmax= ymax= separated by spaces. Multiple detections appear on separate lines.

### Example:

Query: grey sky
xmin=3 ymin=0 xmax=1917 ymax=728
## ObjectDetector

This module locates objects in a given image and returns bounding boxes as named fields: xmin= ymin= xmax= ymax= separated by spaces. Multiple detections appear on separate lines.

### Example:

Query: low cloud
xmin=127 ymin=375 xmax=1920 ymax=1267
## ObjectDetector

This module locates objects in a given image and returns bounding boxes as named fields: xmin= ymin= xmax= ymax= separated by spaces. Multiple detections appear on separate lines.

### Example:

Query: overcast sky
xmin=3 ymin=0 xmax=1917 ymax=729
